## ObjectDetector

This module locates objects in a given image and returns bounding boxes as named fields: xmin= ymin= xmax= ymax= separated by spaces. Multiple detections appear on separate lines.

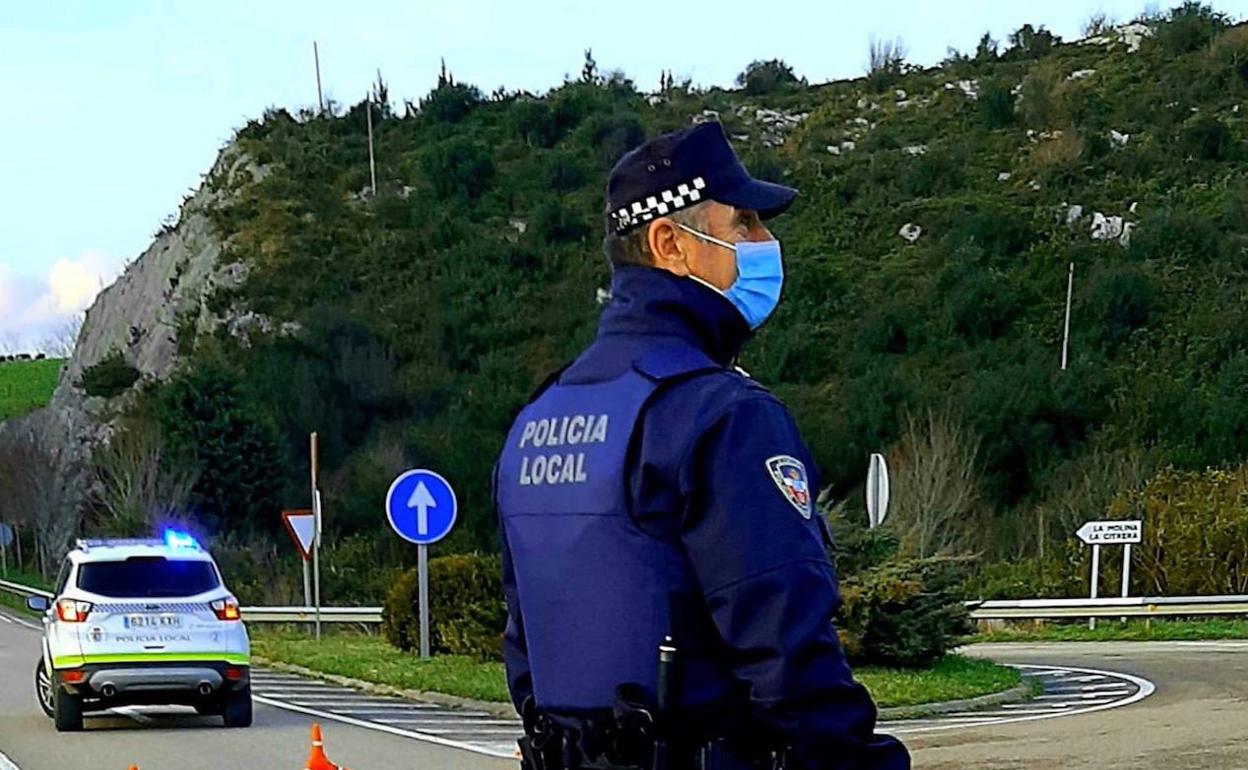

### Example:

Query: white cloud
xmin=0 ymin=251 xmax=124 ymax=353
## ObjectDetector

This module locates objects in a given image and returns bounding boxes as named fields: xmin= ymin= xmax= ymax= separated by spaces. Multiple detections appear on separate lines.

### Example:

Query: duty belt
xmin=517 ymin=697 xmax=793 ymax=770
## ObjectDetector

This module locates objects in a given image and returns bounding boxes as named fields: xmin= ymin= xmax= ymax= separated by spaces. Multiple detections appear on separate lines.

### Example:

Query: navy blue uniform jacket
xmin=499 ymin=266 xmax=909 ymax=770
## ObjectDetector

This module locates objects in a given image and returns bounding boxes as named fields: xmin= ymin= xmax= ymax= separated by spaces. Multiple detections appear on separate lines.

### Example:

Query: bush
xmin=1005 ymin=24 xmax=1061 ymax=60
xmin=1083 ymin=267 xmax=1154 ymax=349
xmin=420 ymin=138 xmax=495 ymax=199
xmin=382 ymin=553 xmax=506 ymax=660
xmin=736 ymin=59 xmax=801 ymax=95
xmin=967 ymin=557 xmax=1084 ymax=600
xmin=837 ymin=556 xmax=973 ymax=667
xmin=978 ymin=79 xmax=1015 ymax=129
xmin=943 ymin=266 xmax=1019 ymax=342
xmin=532 ymin=199 xmax=590 ymax=244
xmin=1128 ymin=206 xmax=1223 ymax=263
xmin=79 ymin=350 xmax=140 ymax=398
xmin=1180 ymin=115 xmax=1233 ymax=161
xmin=1154 ymin=2 xmax=1231 ymax=56
xmin=1108 ymin=466 xmax=1248 ymax=595
xmin=585 ymin=112 xmax=646 ymax=169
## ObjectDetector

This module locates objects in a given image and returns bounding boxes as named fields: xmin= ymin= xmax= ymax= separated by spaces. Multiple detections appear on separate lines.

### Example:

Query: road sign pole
xmin=1089 ymin=543 xmax=1101 ymax=631
xmin=311 ymin=433 xmax=322 ymax=642
xmin=1120 ymin=543 xmax=1132 ymax=624
xmin=418 ymin=544 xmax=430 ymax=659
xmin=386 ymin=469 xmax=458 ymax=661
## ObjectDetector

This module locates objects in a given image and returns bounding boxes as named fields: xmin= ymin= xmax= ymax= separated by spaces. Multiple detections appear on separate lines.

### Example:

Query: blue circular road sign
xmin=385 ymin=469 xmax=457 ymax=545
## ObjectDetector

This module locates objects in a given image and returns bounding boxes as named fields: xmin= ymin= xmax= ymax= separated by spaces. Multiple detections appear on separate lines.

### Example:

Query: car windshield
xmin=76 ymin=557 xmax=220 ymax=598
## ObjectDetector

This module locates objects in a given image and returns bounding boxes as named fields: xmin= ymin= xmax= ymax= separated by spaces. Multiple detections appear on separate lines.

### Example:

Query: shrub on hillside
xmin=1128 ymin=206 xmax=1223 ymax=263
xmin=79 ymin=350 xmax=140 ymax=399
xmin=1153 ymin=2 xmax=1231 ymax=56
xmin=420 ymin=138 xmax=495 ymax=200
xmin=1179 ymin=115 xmax=1233 ymax=161
xmin=382 ymin=553 xmax=506 ymax=660
xmin=736 ymin=59 xmax=801 ymax=95
xmin=1083 ymin=267 xmax=1155 ymax=350
xmin=978 ymin=79 xmax=1015 ymax=129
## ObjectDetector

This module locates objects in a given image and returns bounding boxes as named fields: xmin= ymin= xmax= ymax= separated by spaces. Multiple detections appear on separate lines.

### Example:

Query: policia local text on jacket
xmin=495 ymin=265 xmax=909 ymax=770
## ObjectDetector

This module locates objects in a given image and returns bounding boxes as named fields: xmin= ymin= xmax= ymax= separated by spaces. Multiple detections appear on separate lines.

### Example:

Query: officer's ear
xmin=647 ymin=218 xmax=692 ymax=277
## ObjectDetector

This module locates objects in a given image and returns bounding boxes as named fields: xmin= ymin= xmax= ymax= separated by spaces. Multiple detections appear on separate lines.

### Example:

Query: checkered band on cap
xmin=611 ymin=177 xmax=707 ymax=234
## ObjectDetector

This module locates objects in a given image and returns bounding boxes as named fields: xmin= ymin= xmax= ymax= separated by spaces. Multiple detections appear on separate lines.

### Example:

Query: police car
xmin=24 ymin=531 xmax=252 ymax=731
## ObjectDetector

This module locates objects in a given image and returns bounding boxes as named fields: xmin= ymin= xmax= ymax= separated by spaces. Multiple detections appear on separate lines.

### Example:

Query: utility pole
xmin=366 ymin=90 xmax=377 ymax=196
xmin=313 ymin=42 xmax=325 ymax=114
xmin=1061 ymin=261 xmax=1075 ymax=371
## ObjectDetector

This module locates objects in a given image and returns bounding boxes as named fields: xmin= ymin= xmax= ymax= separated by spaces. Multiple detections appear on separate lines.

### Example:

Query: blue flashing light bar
xmin=163 ymin=529 xmax=200 ymax=550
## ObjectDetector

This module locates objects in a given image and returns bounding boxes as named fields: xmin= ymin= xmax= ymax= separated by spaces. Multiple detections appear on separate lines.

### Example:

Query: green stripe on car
xmin=53 ymin=653 xmax=250 ymax=669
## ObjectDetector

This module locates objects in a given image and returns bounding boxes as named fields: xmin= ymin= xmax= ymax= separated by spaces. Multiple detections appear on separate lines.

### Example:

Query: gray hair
xmin=602 ymin=201 xmax=711 ymax=269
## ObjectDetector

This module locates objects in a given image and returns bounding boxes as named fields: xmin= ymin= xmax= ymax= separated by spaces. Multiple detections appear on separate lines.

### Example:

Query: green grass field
xmin=250 ymin=629 xmax=1020 ymax=708
xmin=0 ymin=359 xmax=63 ymax=421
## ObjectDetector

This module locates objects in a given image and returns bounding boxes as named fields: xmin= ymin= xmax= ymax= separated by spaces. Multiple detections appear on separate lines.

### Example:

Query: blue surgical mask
xmin=678 ymin=224 xmax=784 ymax=330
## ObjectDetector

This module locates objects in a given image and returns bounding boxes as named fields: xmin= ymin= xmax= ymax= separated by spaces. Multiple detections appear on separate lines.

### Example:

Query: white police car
xmin=25 ymin=531 xmax=252 ymax=731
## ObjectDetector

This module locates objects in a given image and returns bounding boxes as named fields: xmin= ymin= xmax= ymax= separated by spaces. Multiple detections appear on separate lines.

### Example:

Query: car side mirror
xmin=26 ymin=596 xmax=50 ymax=613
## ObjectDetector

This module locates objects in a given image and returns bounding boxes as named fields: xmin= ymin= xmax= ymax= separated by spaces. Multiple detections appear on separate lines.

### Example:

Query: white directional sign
xmin=866 ymin=453 xmax=890 ymax=529
xmin=1076 ymin=520 xmax=1142 ymax=546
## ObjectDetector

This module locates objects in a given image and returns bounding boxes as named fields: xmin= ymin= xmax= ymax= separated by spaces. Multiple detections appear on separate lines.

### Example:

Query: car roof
xmin=69 ymin=538 xmax=214 ymax=563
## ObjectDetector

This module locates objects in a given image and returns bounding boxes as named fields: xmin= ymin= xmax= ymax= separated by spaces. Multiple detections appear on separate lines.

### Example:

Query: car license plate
xmin=123 ymin=614 xmax=182 ymax=630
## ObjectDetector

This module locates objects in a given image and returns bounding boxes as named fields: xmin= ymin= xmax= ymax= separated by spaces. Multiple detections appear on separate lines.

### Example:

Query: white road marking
xmin=375 ymin=718 xmax=520 ymax=727
xmin=887 ymin=664 xmax=1154 ymax=735
xmin=253 ymin=694 xmax=515 ymax=759
xmin=0 ymin=751 xmax=22 ymax=770
xmin=110 ymin=706 xmax=155 ymax=725
xmin=0 ymin=611 xmax=41 ymax=631
xmin=1036 ymin=691 xmax=1130 ymax=700
xmin=0 ymin=614 xmax=11 ymax=623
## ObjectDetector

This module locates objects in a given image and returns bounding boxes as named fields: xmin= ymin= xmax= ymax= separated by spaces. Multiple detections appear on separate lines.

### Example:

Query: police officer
xmin=495 ymin=121 xmax=910 ymax=770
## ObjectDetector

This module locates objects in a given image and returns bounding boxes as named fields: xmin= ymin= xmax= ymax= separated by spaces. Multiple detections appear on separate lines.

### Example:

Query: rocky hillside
xmin=14 ymin=5 xmax=1248 ymax=570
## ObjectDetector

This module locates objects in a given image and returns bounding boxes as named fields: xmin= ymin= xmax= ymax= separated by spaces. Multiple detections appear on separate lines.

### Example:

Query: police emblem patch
xmin=766 ymin=455 xmax=812 ymax=518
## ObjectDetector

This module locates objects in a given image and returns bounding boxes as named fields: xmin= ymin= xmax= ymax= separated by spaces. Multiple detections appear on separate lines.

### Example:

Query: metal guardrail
xmin=240 ymin=606 xmax=383 ymax=623
xmin=969 ymin=595 xmax=1248 ymax=620
xmin=7 ymin=574 xmax=1247 ymax=623
xmin=0 ymin=577 xmax=382 ymax=623
xmin=0 ymin=577 xmax=52 ymax=600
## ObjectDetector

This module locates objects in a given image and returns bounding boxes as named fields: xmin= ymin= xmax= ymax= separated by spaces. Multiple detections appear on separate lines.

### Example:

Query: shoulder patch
xmin=766 ymin=455 xmax=812 ymax=519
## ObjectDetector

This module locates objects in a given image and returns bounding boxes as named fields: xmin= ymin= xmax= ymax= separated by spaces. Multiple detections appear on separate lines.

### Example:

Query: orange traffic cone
xmin=304 ymin=723 xmax=350 ymax=770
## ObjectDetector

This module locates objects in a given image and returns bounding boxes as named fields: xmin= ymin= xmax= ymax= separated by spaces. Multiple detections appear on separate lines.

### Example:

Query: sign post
xmin=310 ymin=433 xmax=323 ymax=642
xmin=866 ymin=454 xmax=890 ymax=530
xmin=386 ymin=469 xmax=458 ymax=659
xmin=0 ymin=522 xmax=12 ymax=577
xmin=1075 ymin=520 xmax=1142 ymax=630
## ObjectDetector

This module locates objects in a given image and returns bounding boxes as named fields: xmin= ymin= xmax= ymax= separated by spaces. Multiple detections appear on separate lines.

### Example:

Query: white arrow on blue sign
xmin=385 ymin=469 xmax=458 ymax=545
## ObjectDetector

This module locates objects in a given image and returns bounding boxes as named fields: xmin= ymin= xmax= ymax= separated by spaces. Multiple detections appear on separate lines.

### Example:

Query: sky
xmin=2 ymin=0 xmax=1247 ymax=351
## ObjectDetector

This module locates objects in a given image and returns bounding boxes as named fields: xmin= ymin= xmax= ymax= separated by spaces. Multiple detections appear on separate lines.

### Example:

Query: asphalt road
xmin=908 ymin=641 xmax=1248 ymax=769
xmin=5 ymin=605 xmax=1248 ymax=769
xmin=0 ymin=612 xmax=512 ymax=770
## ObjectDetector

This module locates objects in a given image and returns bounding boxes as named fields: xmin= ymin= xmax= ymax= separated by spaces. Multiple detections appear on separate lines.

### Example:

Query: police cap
xmin=604 ymin=121 xmax=798 ymax=236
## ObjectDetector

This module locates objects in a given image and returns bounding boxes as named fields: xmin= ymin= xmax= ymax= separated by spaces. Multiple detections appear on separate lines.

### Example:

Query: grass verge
xmin=250 ymin=629 xmax=1019 ymax=708
xmin=970 ymin=617 xmax=1248 ymax=643
xmin=0 ymin=568 xmax=49 ymax=617
xmin=0 ymin=359 xmax=63 ymax=421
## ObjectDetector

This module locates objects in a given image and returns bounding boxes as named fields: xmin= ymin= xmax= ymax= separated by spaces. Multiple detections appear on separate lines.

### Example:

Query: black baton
xmin=653 ymin=635 xmax=678 ymax=770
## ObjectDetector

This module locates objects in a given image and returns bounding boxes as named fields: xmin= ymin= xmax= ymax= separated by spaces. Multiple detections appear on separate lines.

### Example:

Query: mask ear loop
xmin=676 ymin=223 xmax=737 ymax=251
xmin=674 ymin=223 xmax=738 ymax=295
